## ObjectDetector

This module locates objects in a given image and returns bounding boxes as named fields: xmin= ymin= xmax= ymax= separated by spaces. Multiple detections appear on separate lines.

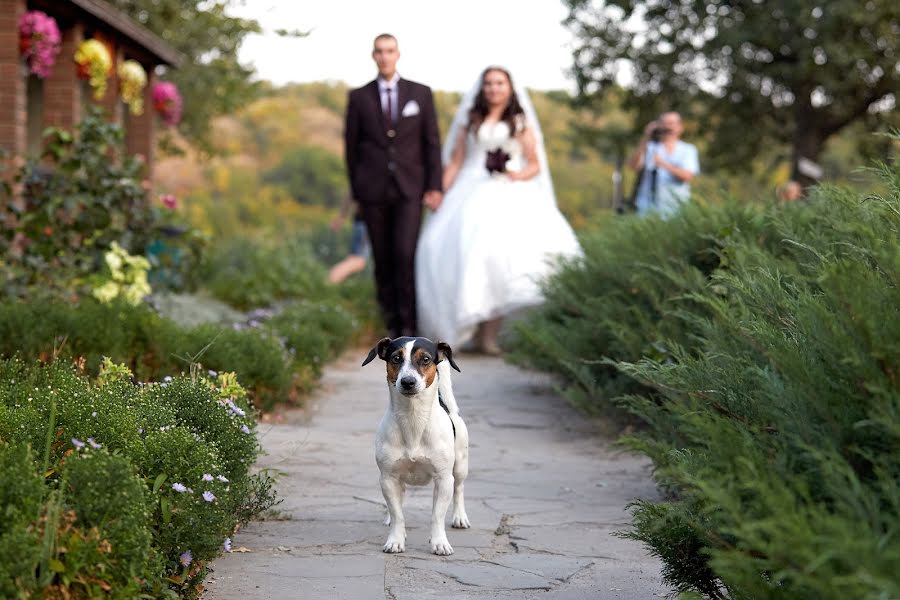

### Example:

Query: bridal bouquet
xmin=18 ymin=10 xmax=61 ymax=78
xmin=74 ymin=39 xmax=112 ymax=99
xmin=118 ymin=59 xmax=147 ymax=115
xmin=485 ymin=148 xmax=510 ymax=174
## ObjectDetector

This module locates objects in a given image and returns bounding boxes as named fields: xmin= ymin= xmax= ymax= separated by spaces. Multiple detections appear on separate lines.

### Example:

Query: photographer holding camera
xmin=627 ymin=112 xmax=699 ymax=217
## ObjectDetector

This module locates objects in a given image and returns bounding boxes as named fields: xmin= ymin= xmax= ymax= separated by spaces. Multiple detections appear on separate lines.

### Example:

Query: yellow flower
xmin=75 ymin=39 xmax=112 ymax=99
xmin=118 ymin=59 xmax=147 ymax=115
xmin=92 ymin=281 xmax=119 ymax=304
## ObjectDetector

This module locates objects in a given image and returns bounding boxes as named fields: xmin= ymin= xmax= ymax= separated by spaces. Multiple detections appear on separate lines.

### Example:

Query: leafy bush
xmin=507 ymin=200 xmax=771 ymax=412
xmin=0 ymin=297 xmax=294 ymax=409
xmin=0 ymin=109 xmax=203 ymax=299
xmin=200 ymin=235 xmax=331 ymax=310
xmin=0 ymin=442 xmax=43 ymax=597
xmin=509 ymin=156 xmax=900 ymax=597
xmin=0 ymin=359 xmax=275 ymax=597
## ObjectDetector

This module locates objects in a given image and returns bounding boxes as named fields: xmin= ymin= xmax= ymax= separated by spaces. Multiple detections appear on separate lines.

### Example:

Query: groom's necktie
xmin=384 ymin=87 xmax=395 ymax=133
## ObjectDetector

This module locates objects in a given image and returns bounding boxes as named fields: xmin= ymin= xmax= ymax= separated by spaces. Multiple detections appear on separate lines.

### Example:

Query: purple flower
xmin=71 ymin=438 xmax=85 ymax=449
xmin=485 ymin=147 xmax=511 ymax=174
xmin=217 ymin=475 xmax=229 ymax=483
xmin=202 ymin=474 xmax=213 ymax=482
xmin=87 ymin=437 xmax=102 ymax=449
xmin=240 ymin=424 xmax=251 ymax=434
xmin=223 ymin=537 xmax=232 ymax=552
xmin=163 ymin=376 xmax=173 ymax=383
xmin=202 ymin=491 xmax=216 ymax=502
xmin=208 ymin=369 xmax=218 ymax=377
xmin=179 ymin=550 xmax=192 ymax=567
xmin=172 ymin=483 xmax=187 ymax=493
xmin=91 ymin=411 xmax=97 ymax=417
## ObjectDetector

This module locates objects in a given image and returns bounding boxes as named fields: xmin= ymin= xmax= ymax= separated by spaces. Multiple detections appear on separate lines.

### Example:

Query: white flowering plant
xmin=91 ymin=241 xmax=152 ymax=305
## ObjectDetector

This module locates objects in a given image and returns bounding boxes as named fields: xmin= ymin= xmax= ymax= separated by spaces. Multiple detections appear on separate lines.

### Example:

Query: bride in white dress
xmin=416 ymin=66 xmax=581 ymax=353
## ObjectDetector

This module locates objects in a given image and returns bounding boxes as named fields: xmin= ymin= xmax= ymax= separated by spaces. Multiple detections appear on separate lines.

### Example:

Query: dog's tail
xmin=437 ymin=360 xmax=460 ymax=415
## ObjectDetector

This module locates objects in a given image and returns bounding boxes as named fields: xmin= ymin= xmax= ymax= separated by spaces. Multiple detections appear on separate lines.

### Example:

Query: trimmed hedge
xmin=509 ymin=157 xmax=900 ymax=597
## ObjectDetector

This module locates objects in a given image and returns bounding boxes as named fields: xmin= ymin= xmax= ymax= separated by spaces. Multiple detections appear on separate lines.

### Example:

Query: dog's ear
xmin=362 ymin=337 xmax=392 ymax=366
xmin=437 ymin=342 xmax=461 ymax=372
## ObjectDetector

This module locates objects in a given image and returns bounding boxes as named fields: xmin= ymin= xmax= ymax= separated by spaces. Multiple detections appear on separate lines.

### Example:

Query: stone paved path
xmin=204 ymin=350 xmax=667 ymax=600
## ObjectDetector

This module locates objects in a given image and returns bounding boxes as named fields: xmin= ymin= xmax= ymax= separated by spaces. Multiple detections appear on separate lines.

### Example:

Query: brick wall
xmin=0 ymin=0 xmax=27 ymax=157
xmin=125 ymin=68 xmax=155 ymax=177
xmin=43 ymin=22 xmax=83 ymax=134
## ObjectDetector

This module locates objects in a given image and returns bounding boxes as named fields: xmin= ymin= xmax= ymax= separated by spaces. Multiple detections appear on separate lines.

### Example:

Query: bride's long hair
xmin=467 ymin=66 xmax=525 ymax=134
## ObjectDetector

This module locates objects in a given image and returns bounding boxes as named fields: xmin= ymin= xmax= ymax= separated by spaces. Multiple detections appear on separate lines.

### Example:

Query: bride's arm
xmin=442 ymin=128 xmax=467 ymax=191
xmin=507 ymin=127 xmax=541 ymax=182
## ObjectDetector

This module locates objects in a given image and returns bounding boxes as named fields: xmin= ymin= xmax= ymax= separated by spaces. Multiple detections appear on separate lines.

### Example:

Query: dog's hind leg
xmin=429 ymin=474 xmax=455 ymax=555
xmin=381 ymin=477 xmax=406 ymax=553
xmin=450 ymin=417 xmax=470 ymax=529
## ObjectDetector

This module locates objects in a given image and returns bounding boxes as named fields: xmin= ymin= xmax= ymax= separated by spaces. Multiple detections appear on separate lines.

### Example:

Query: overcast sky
xmin=229 ymin=1 xmax=576 ymax=93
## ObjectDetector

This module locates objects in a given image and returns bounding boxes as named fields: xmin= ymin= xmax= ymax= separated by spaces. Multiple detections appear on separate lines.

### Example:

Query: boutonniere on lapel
xmin=401 ymin=100 xmax=420 ymax=117
xmin=485 ymin=148 xmax=511 ymax=174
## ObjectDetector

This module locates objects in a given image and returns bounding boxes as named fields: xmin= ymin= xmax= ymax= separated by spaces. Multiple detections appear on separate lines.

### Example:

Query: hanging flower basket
xmin=19 ymin=10 xmax=61 ymax=78
xmin=74 ymin=39 xmax=112 ymax=99
xmin=118 ymin=59 xmax=147 ymax=115
xmin=151 ymin=81 xmax=183 ymax=126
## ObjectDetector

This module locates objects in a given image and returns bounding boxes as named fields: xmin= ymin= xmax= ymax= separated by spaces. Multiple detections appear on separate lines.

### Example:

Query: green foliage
xmin=109 ymin=0 xmax=270 ymax=152
xmin=263 ymin=145 xmax=348 ymax=208
xmin=564 ymin=0 xmax=900 ymax=180
xmin=0 ymin=359 xmax=274 ymax=597
xmin=200 ymin=236 xmax=331 ymax=310
xmin=0 ymin=109 xmax=152 ymax=297
xmin=0 ymin=298 xmax=294 ymax=410
xmin=59 ymin=451 xmax=155 ymax=597
xmin=0 ymin=443 xmax=43 ymax=596
xmin=509 ymin=152 xmax=900 ymax=597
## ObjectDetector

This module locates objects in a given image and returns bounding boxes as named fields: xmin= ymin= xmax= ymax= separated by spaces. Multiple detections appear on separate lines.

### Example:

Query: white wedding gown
xmin=416 ymin=120 xmax=582 ymax=346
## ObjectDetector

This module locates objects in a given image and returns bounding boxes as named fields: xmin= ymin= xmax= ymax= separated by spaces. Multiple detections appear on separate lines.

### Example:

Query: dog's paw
xmin=430 ymin=537 xmax=454 ymax=556
xmin=451 ymin=513 xmax=470 ymax=529
xmin=382 ymin=537 xmax=405 ymax=553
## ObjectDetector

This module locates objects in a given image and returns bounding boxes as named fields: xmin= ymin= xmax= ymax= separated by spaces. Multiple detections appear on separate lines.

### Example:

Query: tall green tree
xmin=110 ymin=1 xmax=303 ymax=152
xmin=565 ymin=0 xmax=900 ymax=184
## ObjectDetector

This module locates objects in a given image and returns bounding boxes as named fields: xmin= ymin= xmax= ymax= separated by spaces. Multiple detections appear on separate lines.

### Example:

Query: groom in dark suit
xmin=344 ymin=33 xmax=443 ymax=338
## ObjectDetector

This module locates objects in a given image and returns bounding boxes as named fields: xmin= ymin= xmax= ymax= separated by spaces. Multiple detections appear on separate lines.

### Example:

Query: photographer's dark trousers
xmin=361 ymin=179 xmax=422 ymax=337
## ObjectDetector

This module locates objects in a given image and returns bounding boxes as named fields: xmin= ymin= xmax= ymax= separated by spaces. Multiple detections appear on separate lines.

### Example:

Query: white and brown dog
xmin=362 ymin=336 xmax=470 ymax=555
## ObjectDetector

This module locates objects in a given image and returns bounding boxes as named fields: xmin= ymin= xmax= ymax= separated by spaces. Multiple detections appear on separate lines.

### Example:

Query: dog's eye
xmin=391 ymin=355 xmax=402 ymax=363
xmin=421 ymin=356 xmax=431 ymax=364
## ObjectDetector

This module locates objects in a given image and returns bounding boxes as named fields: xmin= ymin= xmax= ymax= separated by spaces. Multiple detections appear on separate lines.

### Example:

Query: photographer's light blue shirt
xmin=635 ymin=140 xmax=700 ymax=217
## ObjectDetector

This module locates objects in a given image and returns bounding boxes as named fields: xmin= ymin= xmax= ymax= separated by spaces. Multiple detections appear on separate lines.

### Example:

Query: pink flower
xmin=19 ymin=11 xmax=61 ymax=78
xmin=151 ymin=82 xmax=183 ymax=126
xmin=159 ymin=194 xmax=178 ymax=210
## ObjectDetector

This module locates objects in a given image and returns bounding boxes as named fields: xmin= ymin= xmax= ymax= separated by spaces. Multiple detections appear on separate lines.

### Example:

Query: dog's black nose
xmin=400 ymin=376 xmax=416 ymax=390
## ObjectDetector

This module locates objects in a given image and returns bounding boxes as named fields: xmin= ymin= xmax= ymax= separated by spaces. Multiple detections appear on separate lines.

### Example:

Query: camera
xmin=649 ymin=126 xmax=671 ymax=142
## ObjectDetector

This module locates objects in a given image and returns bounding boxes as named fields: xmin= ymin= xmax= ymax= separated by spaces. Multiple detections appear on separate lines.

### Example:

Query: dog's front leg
xmin=429 ymin=474 xmax=454 ymax=555
xmin=381 ymin=476 xmax=406 ymax=553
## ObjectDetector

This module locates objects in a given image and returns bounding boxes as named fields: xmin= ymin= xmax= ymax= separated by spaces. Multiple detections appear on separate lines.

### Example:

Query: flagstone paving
xmin=204 ymin=350 xmax=668 ymax=600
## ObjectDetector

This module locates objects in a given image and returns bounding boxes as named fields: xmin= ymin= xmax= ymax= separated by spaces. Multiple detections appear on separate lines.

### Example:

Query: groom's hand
xmin=423 ymin=190 xmax=443 ymax=210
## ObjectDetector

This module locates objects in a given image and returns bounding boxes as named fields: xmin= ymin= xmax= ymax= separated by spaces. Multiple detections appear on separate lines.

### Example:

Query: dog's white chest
xmin=392 ymin=454 xmax=435 ymax=487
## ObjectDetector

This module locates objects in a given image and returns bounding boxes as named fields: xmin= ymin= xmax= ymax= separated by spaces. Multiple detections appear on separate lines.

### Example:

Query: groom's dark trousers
xmin=344 ymin=78 xmax=442 ymax=337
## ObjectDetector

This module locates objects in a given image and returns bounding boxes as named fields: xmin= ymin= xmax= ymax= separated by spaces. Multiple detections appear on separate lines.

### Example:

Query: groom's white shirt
xmin=378 ymin=73 xmax=401 ymax=123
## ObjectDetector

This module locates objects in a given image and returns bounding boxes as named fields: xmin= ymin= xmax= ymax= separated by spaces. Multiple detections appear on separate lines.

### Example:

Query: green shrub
xmin=59 ymin=450 xmax=157 ymax=598
xmin=507 ymin=200 xmax=771 ymax=413
xmin=0 ymin=298 xmax=295 ymax=410
xmin=0 ymin=442 xmax=43 ymax=597
xmin=510 ymin=155 xmax=900 ymax=597
xmin=0 ymin=359 xmax=276 ymax=597
xmin=200 ymin=236 xmax=330 ymax=310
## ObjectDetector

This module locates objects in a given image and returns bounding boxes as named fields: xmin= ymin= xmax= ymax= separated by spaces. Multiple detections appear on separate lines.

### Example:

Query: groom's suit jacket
xmin=344 ymin=78 xmax=443 ymax=204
